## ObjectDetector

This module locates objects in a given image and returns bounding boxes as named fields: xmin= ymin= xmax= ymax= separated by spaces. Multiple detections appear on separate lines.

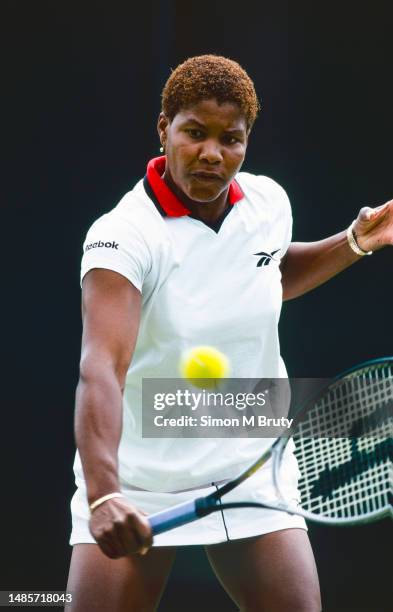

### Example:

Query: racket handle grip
xmin=149 ymin=498 xmax=204 ymax=535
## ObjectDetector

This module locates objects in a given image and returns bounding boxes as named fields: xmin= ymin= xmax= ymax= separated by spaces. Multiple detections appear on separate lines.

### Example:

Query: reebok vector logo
xmin=85 ymin=240 xmax=119 ymax=252
xmin=254 ymin=249 xmax=280 ymax=267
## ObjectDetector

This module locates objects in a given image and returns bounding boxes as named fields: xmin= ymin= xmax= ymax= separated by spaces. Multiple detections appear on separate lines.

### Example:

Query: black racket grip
xmin=149 ymin=497 xmax=214 ymax=535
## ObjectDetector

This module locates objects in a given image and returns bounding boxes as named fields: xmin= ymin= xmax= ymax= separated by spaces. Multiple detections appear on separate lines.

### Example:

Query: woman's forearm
xmin=281 ymin=199 xmax=393 ymax=301
xmin=281 ymin=231 xmax=361 ymax=301
xmin=74 ymin=367 xmax=124 ymax=505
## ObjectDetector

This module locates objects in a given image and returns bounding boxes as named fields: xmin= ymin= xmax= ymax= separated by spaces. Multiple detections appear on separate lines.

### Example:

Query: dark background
xmin=3 ymin=1 xmax=392 ymax=610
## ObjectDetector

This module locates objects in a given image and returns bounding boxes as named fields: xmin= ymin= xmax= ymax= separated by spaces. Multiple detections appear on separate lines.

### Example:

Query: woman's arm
xmin=280 ymin=231 xmax=358 ymax=301
xmin=281 ymin=199 xmax=393 ymax=301
xmin=75 ymin=268 xmax=152 ymax=557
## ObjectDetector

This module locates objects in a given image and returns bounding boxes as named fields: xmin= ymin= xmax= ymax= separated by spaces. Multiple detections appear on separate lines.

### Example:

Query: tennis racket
xmin=148 ymin=357 xmax=393 ymax=535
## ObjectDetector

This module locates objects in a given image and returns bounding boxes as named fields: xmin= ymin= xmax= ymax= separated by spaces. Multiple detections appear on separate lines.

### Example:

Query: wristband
xmin=346 ymin=221 xmax=373 ymax=256
xmin=89 ymin=492 xmax=124 ymax=512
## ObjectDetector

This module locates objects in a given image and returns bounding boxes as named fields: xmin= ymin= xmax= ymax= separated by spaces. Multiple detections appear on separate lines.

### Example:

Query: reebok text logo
xmin=85 ymin=240 xmax=119 ymax=252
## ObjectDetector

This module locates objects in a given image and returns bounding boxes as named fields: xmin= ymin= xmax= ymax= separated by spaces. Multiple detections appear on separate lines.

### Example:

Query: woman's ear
xmin=157 ymin=112 xmax=169 ymax=149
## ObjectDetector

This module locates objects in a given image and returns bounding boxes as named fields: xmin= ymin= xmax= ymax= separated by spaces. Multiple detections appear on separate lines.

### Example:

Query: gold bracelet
xmin=346 ymin=221 xmax=372 ymax=256
xmin=89 ymin=492 xmax=124 ymax=513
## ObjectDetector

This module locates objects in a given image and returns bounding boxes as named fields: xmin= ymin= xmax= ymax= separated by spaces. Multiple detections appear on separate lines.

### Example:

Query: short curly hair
xmin=161 ymin=55 xmax=260 ymax=131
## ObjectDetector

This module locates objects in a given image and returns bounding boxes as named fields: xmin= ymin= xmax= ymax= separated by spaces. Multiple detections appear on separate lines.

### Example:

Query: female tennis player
xmin=66 ymin=55 xmax=393 ymax=611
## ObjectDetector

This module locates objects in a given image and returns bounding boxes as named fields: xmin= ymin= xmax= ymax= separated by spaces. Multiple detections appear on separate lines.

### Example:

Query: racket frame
xmin=149 ymin=357 xmax=393 ymax=535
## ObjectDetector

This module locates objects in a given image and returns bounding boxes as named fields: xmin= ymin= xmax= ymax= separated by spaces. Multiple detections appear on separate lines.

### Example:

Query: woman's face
xmin=158 ymin=98 xmax=248 ymax=204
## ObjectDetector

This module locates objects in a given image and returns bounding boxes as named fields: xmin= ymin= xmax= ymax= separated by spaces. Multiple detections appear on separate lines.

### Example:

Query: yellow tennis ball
xmin=180 ymin=346 xmax=230 ymax=388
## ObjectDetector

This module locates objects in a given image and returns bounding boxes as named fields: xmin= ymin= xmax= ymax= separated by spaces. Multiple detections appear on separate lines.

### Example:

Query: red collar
xmin=145 ymin=156 xmax=244 ymax=217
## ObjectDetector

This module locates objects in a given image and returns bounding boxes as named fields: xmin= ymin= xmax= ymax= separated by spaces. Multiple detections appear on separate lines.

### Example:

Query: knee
xmin=241 ymin=589 xmax=322 ymax=612
xmin=243 ymin=604 xmax=321 ymax=612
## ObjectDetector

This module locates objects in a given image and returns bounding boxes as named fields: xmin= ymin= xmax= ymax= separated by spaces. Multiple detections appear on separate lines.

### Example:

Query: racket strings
xmin=293 ymin=363 xmax=393 ymax=519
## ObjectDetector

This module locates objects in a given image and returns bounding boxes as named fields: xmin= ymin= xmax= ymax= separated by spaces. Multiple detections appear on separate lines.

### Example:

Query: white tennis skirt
xmin=69 ymin=453 xmax=306 ymax=547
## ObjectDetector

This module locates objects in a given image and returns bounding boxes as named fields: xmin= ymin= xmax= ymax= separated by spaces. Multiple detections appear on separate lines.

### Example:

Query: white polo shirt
xmin=73 ymin=156 xmax=293 ymax=492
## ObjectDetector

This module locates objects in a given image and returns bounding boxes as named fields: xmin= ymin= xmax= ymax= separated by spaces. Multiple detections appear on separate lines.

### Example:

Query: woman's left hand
xmin=353 ymin=199 xmax=393 ymax=253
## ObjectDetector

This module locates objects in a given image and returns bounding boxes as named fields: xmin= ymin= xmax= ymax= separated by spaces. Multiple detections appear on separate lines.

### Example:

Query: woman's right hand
xmin=89 ymin=496 xmax=153 ymax=559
